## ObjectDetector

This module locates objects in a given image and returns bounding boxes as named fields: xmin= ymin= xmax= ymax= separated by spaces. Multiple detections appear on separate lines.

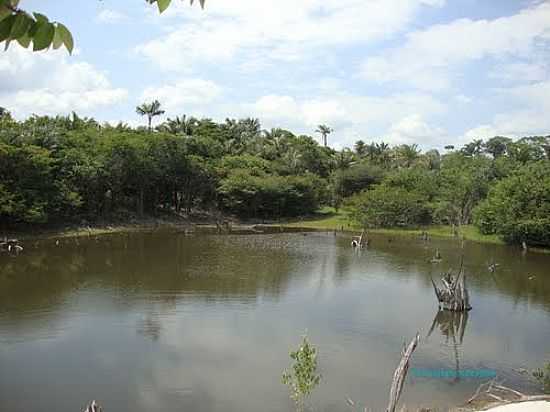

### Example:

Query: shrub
xmin=473 ymin=161 xmax=550 ymax=246
xmin=348 ymin=184 xmax=432 ymax=228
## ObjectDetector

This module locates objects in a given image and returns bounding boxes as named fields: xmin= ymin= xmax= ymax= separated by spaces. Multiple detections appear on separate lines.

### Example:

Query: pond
xmin=1 ymin=231 xmax=549 ymax=412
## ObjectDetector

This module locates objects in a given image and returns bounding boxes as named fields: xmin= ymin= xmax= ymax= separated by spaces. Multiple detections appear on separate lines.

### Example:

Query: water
xmin=1 ymin=231 xmax=549 ymax=412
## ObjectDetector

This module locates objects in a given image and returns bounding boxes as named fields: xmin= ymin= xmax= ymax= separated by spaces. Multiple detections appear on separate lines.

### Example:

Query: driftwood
xmin=431 ymin=257 xmax=471 ymax=312
xmin=463 ymin=379 xmax=550 ymax=410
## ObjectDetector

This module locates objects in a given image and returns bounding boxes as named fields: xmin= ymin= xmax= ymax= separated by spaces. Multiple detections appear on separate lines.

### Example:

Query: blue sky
xmin=1 ymin=0 xmax=550 ymax=149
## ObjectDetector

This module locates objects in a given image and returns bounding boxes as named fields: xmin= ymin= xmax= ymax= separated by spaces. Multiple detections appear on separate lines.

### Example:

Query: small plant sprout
xmin=282 ymin=334 xmax=321 ymax=411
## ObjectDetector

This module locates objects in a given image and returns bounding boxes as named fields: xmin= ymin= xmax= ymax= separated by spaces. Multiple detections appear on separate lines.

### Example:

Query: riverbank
xmin=276 ymin=208 xmax=505 ymax=245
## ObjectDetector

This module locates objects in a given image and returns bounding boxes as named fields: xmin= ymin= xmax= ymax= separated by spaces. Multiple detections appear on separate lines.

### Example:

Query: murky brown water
xmin=1 ymin=231 xmax=549 ymax=412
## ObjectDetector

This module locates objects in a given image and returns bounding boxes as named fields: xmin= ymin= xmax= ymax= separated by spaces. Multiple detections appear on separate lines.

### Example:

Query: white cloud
xmin=0 ymin=48 xmax=127 ymax=117
xmin=140 ymin=78 xmax=222 ymax=113
xmin=462 ymin=80 xmax=550 ymax=141
xmin=489 ymin=62 xmax=547 ymax=82
xmin=360 ymin=2 xmax=550 ymax=90
xmin=240 ymin=92 xmax=446 ymax=147
xmin=387 ymin=114 xmax=447 ymax=146
xmin=97 ymin=9 xmax=128 ymax=24
xmin=136 ymin=0 xmax=445 ymax=71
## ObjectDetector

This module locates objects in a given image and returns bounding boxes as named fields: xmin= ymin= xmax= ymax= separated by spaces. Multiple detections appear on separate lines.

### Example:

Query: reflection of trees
xmin=0 ymin=233 xmax=308 ymax=334
xmin=427 ymin=309 xmax=469 ymax=382
xmin=136 ymin=313 xmax=162 ymax=341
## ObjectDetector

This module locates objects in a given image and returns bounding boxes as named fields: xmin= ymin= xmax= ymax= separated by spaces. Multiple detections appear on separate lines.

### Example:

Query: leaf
xmin=32 ymin=21 xmax=54 ymax=51
xmin=56 ymin=23 xmax=73 ymax=54
xmin=157 ymin=0 xmax=171 ymax=13
xmin=32 ymin=12 xmax=48 ymax=23
xmin=0 ymin=13 xmax=15 ymax=42
xmin=9 ymin=11 xmax=31 ymax=39
xmin=0 ymin=5 xmax=11 ymax=22
xmin=16 ymin=31 xmax=30 ymax=47
xmin=52 ymin=24 xmax=63 ymax=49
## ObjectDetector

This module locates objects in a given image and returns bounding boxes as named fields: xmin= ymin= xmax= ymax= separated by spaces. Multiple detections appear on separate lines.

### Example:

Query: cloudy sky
xmin=1 ymin=0 xmax=550 ymax=149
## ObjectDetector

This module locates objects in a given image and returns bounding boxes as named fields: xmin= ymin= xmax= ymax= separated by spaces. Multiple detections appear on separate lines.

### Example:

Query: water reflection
xmin=0 ymin=231 xmax=549 ymax=412
xmin=427 ymin=310 xmax=469 ymax=382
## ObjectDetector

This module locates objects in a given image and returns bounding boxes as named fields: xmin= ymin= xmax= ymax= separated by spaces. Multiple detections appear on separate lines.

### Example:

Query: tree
xmin=136 ymin=100 xmax=165 ymax=132
xmin=484 ymin=136 xmax=512 ymax=159
xmin=0 ymin=0 xmax=204 ymax=53
xmin=158 ymin=115 xmax=198 ymax=136
xmin=348 ymin=184 xmax=432 ymax=228
xmin=354 ymin=140 xmax=367 ymax=158
xmin=474 ymin=161 xmax=550 ymax=246
xmin=461 ymin=139 xmax=484 ymax=157
xmin=315 ymin=124 xmax=333 ymax=147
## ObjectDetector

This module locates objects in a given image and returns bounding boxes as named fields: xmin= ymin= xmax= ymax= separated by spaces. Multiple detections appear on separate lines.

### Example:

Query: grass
xmin=279 ymin=207 xmax=505 ymax=245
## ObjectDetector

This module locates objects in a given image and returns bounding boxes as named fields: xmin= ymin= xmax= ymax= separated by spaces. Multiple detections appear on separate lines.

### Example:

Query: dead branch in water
xmin=83 ymin=401 xmax=102 ymax=412
xmin=431 ymin=256 xmax=471 ymax=312
xmin=387 ymin=334 xmax=420 ymax=412
xmin=464 ymin=379 xmax=550 ymax=410
xmin=347 ymin=334 xmax=420 ymax=412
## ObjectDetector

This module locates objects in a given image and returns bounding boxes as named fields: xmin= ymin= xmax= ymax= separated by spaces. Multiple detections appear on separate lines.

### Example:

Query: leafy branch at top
xmin=0 ymin=0 xmax=205 ymax=54
xmin=0 ymin=0 xmax=73 ymax=53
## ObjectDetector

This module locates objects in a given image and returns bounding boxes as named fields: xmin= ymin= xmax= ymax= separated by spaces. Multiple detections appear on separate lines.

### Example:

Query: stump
xmin=431 ymin=257 xmax=471 ymax=312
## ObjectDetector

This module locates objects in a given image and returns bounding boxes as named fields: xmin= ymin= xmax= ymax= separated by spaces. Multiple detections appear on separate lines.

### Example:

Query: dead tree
xmin=352 ymin=229 xmax=368 ymax=248
xmin=431 ymin=257 xmax=471 ymax=312
xmin=465 ymin=379 xmax=550 ymax=410
xmin=386 ymin=334 xmax=420 ymax=412
xmin=347 ymin=334 xmax=420 ymax=412
xmin=83 ymin=401 xmax=102 ymax=412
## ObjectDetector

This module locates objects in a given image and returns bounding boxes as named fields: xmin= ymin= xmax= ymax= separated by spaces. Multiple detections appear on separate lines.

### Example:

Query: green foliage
xmin=333 ymin=162 xmax=385 ymax=202
xmin=136 ymin=100 xmax=165 ymax=132
xmin=1 ymin=106 xmax=549 ymax=249
xmin=1 ymin=0 xmax=203 ymax=53
xmin=282 ymin=335 xmax=321 ymax=411
xmin=533 ymin=361 xmax=550 ymax=394
xmin=218 ymin=170 xmax=322 ymax=218
xmin=474 ymin=161 xmax=550 ymax=246
xmin=348 ymin=185 xmax=432 ymax=228
xmin=0 ymin=1 xmax=73 ymax=53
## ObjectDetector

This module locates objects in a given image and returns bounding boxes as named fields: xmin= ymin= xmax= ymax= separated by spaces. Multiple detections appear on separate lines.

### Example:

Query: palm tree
xmin=396 ymin=144 xmax=420 ymax=168
xmin=315 ymin=124 xmax=333 ymax=147
xmin=136 ymin=100 xmax=165 ymax=132
xmin=333 ymin=149 xmax=356 ymax=170
xmin=159 ymin=115 xmax=198 ymax=135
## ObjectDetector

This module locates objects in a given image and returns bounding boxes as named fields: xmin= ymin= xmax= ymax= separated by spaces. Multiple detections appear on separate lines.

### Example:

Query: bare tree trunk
xmin=386 ymin=334 xmax=419 ymax=412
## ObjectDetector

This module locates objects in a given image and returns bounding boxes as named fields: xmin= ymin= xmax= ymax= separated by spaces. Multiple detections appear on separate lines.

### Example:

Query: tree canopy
xmin=1 ymin=105 xmax=549 ymax=247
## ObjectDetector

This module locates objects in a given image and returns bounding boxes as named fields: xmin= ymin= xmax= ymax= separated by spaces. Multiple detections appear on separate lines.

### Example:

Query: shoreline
xmin=3 ymin=211 xmax=550 ymax=253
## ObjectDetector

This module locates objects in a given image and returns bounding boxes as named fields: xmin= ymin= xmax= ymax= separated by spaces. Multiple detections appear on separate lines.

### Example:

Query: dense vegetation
xmin=1 ymin=107 xmax=549 ymax=246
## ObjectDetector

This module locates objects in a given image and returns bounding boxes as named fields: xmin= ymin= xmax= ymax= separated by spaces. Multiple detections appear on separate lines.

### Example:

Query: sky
xmin=1 ymin=0 xmax=550 ymax=149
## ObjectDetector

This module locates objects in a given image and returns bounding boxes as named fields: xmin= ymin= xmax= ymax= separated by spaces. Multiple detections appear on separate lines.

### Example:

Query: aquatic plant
xmin=282 ymin=335 xmax=321 ymax=411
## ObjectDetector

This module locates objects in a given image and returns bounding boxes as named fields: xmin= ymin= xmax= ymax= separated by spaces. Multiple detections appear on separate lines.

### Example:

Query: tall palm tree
xmin=315 ymin=124 xmax=333 ymax=147
xmin=136 ymin=100 xmax=165 ymax=132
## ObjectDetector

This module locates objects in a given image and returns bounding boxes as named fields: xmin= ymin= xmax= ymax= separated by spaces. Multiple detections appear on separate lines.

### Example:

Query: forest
xmin=1 ymin=106 xmax=549 ymax=247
